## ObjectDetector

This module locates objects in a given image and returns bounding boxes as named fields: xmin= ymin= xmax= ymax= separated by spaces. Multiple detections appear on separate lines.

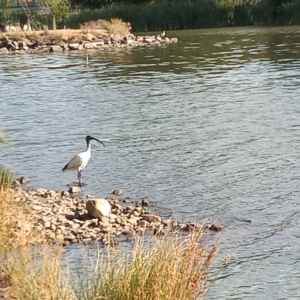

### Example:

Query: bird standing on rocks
xmin=62 ymin=135 xmax=105 ymax=186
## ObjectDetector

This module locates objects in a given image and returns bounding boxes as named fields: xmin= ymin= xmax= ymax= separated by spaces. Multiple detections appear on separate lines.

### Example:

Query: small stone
xmin=138 ymin=220 xmax=149 ymax=228
xmin=68 ymin=43 xmax=83 ymax=50
xmin=61 ymin=191 xmax=69 ymax=197
xmin=142 ymin=214 xmax=161 ymax=223
xmin=19 ymin=176 xmax=29 ymax=184
xmin=35 ymin=188 xmax=47 ymax=195
xmin=112 ymin=188 xmax=122 ymax=196
xmin=132 ymin=210 xmax=141 ymax=217
xmin=48 ymin=190 xmax=56 ymax=197
xmin=207 ymin=223 xmax=224 ymax=232
xmin=44 ymin=221 xmax=51 ymax=228
xmin=170 ymin=37 xmax=179 ymax=43
xmin=69 ymin=186 xmax=81 ymax=193
xmin=84 ymin=42 xmax=101 ymax=49
xmin=116 ymin=217 xmax=127 ymax=226
xmin=56 ymin=234 xmax=64 ymax=242
xmin=141 ymin=199 xmax=149 ymax=207
xmin=127 ymin=217 xmax=139 ymax=225
xmin=71 ymin=223 xmax=80 ymax=229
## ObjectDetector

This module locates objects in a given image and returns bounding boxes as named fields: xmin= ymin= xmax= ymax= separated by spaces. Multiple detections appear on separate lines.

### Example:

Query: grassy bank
xmin=66 ymin=0 xmax=300 ymax=31
xmin=0 ymin=128 xmax=221 ymax=300
xmin=3 ymin=0 xmax=300 ymax=32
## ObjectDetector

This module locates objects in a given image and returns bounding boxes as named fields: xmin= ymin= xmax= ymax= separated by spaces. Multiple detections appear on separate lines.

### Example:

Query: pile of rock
xmin=0 ymin=33 xmax=179 ymax=55
xmin=10 ymin=186 xmax=223 ymax=247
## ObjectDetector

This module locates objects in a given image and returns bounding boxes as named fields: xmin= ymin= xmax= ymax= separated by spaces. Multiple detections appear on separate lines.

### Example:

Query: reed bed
xmin=65 ymin=0 xmax=300 ymax=32
xmin=4 ymin=0 xmax=300 ymax=32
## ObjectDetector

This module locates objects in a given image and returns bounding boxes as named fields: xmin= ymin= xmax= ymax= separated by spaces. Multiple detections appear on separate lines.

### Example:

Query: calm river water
xmin=1 ymin=26 xmax=300 ymax=299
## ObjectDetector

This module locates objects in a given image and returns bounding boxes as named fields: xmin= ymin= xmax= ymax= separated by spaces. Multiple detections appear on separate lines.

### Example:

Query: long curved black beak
xmin=90 ymin=136 xmax=105 ymax=147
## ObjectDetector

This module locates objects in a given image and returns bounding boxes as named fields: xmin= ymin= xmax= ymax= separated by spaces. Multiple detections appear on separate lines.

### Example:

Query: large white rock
xmin=86 ymin=199 xmax=111 ymax=218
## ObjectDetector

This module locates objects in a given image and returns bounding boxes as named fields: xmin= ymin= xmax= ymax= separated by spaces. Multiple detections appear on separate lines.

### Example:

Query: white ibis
xmin=62 ymin=135 xmax=105 ymax=186
xmin=161 ymin=30 xmax=166 ymax=37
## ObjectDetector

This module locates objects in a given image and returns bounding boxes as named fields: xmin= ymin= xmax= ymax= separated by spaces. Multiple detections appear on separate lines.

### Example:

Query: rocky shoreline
xmin=0 ymin=31 xmax=179 ymax=55
xmin=10 ymin=183 xmax=224 ymax=247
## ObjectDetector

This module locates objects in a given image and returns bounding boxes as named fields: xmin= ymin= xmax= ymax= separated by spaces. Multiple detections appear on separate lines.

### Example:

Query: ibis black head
xmin=86 ymin=135 xmax=105 ymax=147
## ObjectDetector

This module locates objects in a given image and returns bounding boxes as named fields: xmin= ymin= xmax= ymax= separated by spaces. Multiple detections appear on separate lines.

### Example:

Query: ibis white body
xmin=62 ymin=135 xmax=105 ymax=185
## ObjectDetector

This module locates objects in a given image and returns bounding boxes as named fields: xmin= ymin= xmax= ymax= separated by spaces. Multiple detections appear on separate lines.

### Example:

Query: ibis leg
xmin=78 ymin=170 xmax=82 ymax=186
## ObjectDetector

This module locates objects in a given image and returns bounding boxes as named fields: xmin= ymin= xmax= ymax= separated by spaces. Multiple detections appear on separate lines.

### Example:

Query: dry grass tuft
xmin=0 ymin=166 xmax=44 ymax=253
xmin=2 ymin=246 xmax=73 ymax=300
xmin=80 ymin=18 xmax=131 ymax=35
xmin=5 ymin=32 xmax=25 ymax=41
xmin=74 ymin=231 xmax=218 ymax=300
xmin=68 ymin=33 xmax=88 ymax=42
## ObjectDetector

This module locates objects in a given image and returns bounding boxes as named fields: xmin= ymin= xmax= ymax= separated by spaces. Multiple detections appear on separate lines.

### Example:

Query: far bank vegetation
xmin=1 ymin=0 xmax=300 ymax=34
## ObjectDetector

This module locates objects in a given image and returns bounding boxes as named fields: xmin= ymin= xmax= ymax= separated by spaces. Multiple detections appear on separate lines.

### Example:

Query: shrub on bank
xmin=66 ymin=0 xmax=224 ymax=31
